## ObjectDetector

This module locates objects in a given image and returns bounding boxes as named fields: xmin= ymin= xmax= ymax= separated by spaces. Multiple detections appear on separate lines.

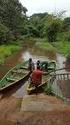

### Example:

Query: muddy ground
xmin=0 ymin=93 xmax=70 ymax=125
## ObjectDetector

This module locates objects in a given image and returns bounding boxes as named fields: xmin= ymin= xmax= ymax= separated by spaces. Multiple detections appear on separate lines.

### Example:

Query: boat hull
xmin=0 ymin=61 xmax=30 ymax=92
xmin=0 ymin=72 xmax=30 ymax=93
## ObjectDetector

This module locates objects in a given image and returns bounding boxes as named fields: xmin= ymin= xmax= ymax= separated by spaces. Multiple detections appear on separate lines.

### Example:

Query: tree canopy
xmin=0 ymin=0 xmax=70 ymax=44
xmin=0 ymin=0 xmax=28 ymax=44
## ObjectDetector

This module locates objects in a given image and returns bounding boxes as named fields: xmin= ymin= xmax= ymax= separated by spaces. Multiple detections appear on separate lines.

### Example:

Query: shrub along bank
xmin=53 ymin=41 xmax=70 ymax=57
xmin=0 ymin=44 xmax=21 ymax=64
xmin=35 ymin=38 xmax=56 ymax=52
xmin=35 ymin=38 xmax=70 ymax=58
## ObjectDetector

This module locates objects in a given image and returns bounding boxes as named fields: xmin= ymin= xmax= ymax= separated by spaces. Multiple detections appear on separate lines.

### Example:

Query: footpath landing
xmin=0 ymin=94 xmax=70 ymax=125
xmin=20 ymin=94 xmax=70 ymax=125
xmin=21 ymin=94 xmax=70 ymax=112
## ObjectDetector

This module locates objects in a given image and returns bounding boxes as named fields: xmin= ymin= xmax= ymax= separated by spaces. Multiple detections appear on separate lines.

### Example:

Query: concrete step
xmin=21 ymin=94 xmax=70 ymax=112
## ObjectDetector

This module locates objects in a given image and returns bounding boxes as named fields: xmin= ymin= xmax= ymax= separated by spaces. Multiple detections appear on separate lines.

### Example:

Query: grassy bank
xmin=53 ymin=41 xmax=70 ymax=57
xmin=1 ymin=37 xmax=70 ymax=64
xmin=0 ymin=44 xmax=21 ymax=64
xmin=0 ymin=37 xmax=37 ymax=64
xmin=35 ymin=38 xmax=56 ymax=52
xmin=35 ymin=38 xmax=70 ymax=57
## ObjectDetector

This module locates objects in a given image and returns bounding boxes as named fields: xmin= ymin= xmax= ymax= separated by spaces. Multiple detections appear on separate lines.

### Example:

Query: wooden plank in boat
xmin=0 ymin=71 xmax=30 ymax=91
xmin=6 ymin=77 xmax=17 ymax=82
xmin=11 ymin=70 xmax=28 ymax=74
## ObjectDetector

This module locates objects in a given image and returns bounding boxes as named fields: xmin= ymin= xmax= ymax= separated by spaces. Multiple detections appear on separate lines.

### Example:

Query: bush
xmin=0 ymin=44 xmax=21 ymax=64
xmin=0 ymin=23 xmax=14 ymax=44
xmin=64 ymin=31 xmax=70 ymax=41
xmin=47 ymin=22 xmax=60 ymax=42
xmin=43 ymin=83 xmax=53 ymax=95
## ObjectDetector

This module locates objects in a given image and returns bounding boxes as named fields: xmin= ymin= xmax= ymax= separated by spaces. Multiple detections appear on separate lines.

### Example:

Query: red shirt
xmin=31 ymin=69 xmax=43 ymax=86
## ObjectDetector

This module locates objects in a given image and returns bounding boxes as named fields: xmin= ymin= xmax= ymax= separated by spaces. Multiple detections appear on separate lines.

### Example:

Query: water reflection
xmin=56 ymin=53 xmax=66 ymax=69
xmin=22 ymin=51 xmax=49 ymax=62
xmin=22 ymin=51 xmax=32 ymax=61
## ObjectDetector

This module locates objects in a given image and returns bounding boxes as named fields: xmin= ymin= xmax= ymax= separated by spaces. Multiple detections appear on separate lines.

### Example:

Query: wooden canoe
xmin=27 ymin=60 xmax=56 ymax=94
xmin=27 ymin=74 xmax=52 ymax=94
xmin=0 ymin=60 xmax=30 ymax=92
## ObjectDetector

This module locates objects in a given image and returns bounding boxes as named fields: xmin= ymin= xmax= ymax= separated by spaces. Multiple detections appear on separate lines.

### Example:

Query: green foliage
xmin=0 ymin=23 xmax=14 ymax=44
xmin=62 ymin=17 xmax=70 ymax=31
xmin=27 ymin=25 xmax=40 ymax=37
xmin=47 ymin=22 xmax=60 ymax=42
xmin=29 ymin=13 xmax=49 ymax=38
xmin=43 ymin=84 xmax=53 ymax=95
xmin=0 ymin=0 xmax=28 ymax=42
xmin=53 ymin=41 xmax=70 ymax=56
xmin=29 ymin=13 xmax=63 ymax=40
xmin=0 ymin=0 xmax=70 ymax=44
xmin=36 ymin=39 xmax=56 ymax=52
xmin=0 ymin=0 xmax=70 ymax=59
xmin=64 ymin=31 xmax=70 ymax=41
xmin=0 ymin=44 xmax=21 ymax=64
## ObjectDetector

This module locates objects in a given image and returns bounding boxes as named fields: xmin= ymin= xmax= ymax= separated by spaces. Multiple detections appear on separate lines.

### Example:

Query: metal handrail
xmin=48 ymin=73 xmax=70 ymax=103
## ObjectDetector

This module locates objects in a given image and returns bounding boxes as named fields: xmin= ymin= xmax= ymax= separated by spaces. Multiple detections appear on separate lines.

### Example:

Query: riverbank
xmin=53 ymin=41 xmax=70 ymax=57
xmin=0 ymin=43 xmax=22 ymax=64
xmin=0 ymin=38 xmax=37 ymax=64
xmin=35 ymin=38 xmax=70 ymax=56
xmin=35 ymin=38 xmax=70 ymax=60
xmin=0 ymin=37 xmax=70 ymax=64
xmin=35 ymin=38 xmax=56 ymax=52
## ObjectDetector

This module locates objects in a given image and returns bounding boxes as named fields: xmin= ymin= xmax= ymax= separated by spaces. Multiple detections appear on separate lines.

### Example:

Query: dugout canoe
xmin=0 ymin=60 xmax=30 ymax=92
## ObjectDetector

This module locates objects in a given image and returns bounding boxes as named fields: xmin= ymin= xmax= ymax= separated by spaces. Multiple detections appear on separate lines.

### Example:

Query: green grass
xmin=43 ymin=83 xmax=54 ymax=95
xmin=0 ymin=44 xmax=21 ymax=64
xmin=35 ymin=36 xmax=70 ymax=57
xmin=53 ymin=41 xmax=70 ymax=56
xmin=36 ymin=39 xmax=56 ymax=52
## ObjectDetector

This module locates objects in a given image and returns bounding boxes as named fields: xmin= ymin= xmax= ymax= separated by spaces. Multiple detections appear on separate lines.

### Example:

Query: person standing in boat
xmin=30 ymin=65 xmax=48 ymax=87
xmin=36 ymin=60 xmax=41 ymax=69
xmin=30 ymin=61 xmax=48 ymax=87
xmin=28 ymin=58 xmax=35 ymax=72
xmin=36 ymin=60 xmax=48 ymax=71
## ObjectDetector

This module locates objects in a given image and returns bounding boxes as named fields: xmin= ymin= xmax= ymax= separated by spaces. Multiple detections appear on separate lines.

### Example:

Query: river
xmin=0 ymin=45 xmax=70 ymax=99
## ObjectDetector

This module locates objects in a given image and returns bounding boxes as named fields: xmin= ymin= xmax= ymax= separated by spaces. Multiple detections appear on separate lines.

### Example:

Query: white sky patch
xmin=19 ymin=0 xmax=70 ymax=16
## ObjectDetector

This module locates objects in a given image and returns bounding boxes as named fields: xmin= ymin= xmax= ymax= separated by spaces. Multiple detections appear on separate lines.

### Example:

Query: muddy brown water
xmin=57 ymin=80 xmax=70 ymax=99
xmin=0 ymin=45 xmax=70 ymax=99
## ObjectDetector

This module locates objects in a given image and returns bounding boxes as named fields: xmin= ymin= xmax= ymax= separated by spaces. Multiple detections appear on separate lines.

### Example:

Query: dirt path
xmin=0 ymin=93 xmax=70 ymax=125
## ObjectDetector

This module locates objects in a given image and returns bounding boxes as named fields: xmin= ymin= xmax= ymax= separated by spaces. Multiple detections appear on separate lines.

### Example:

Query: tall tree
xmin=0 ymin=0 xmax=28 ymax=38
xmin=47 ymin=22 xmax=60 ymax=42
xmin=62 ymin=17 xmax=70 ymax=31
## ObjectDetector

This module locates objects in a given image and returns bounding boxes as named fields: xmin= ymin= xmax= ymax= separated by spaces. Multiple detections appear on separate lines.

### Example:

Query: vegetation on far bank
xmin=34 ymin=37 xmax=70 ymax=57
xmin=0 ymin=0 xmax=70 ymax=63
xmin=53 ymin=41 xmax=70 ymax=56
xmin=0 ymin=37 xmax=70 ymax=64
xmin=0 ymin=44 xmax=21 ymax=64
xmin=35 ymin=38 xmax=56 ymax=52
